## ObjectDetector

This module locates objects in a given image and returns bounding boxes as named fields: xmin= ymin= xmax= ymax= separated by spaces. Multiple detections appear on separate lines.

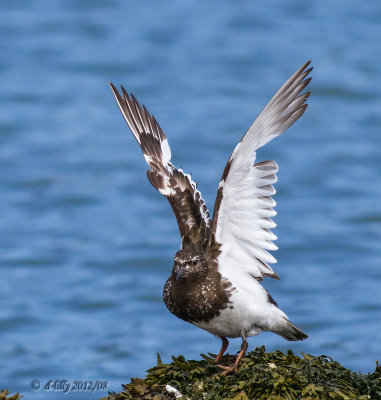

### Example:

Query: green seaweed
xmin=0 ymin=390 xmax=23 ymax=400
xmin=101 ymin=347 xmax=381 ymax=400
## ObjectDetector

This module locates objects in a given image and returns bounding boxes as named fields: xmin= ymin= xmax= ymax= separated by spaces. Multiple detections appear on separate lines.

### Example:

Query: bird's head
xmin=172 ymin=251 xmax=208 ymax=282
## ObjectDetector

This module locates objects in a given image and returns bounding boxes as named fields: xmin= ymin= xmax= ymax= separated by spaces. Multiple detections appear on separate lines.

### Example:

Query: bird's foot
xmin=216 ymin=336 xmax=246 ymax=375
xmin=217 ymin=363 xmax=238 ymax=375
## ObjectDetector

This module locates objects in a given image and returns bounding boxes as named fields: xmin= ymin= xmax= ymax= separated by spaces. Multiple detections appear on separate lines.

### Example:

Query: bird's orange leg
xmin=214 ymin=336 xmax=229 ymax=363
xmin=218 ymin=337 xmax=248 ymax=375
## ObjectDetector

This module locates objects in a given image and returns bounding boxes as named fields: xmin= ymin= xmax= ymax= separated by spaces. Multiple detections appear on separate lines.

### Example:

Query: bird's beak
xmin=176 ymin=266 xmax=186 ymax=280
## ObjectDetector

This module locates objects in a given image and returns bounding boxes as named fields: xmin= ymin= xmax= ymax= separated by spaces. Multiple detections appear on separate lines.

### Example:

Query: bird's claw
xmin=217 ymin=364 xmax=238 ymax=375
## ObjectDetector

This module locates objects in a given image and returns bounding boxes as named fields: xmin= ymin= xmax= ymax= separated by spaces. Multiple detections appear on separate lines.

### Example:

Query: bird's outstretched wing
xmin=110 ymin=84 xmax=211 ymax=242
xmin=212 ymin=61 xmax=312 ymax=281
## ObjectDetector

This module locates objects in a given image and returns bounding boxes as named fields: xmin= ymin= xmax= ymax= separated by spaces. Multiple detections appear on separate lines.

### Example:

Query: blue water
xmin=1 ymin=1 xmax=381 ymax=398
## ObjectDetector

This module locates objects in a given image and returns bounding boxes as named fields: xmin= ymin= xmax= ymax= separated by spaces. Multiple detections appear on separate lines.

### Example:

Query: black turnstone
xmin=110 ymin=61 xmax=311 ymax=374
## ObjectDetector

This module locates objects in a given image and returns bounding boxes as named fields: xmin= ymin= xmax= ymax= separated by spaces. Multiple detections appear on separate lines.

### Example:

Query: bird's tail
xmin=272 ymin=317 xmax=308 ymax=341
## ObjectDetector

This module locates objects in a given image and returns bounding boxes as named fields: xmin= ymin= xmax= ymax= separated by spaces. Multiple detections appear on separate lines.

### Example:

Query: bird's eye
xmin=192 ymin=260 xmax=197 ymax=266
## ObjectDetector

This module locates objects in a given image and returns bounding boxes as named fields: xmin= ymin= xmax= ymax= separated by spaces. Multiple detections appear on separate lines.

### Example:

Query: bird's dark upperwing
xmin=211 ymin=61 xmax=312 ymax=281
xmin=110 ymin=84 xmax=211 ymax=243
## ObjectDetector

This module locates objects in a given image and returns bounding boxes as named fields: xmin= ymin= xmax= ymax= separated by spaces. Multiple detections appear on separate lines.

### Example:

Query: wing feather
xmin=212 ymin=61 xmax=312 ymax=281
xmin=110 ymin=84 xmax=211 ymax=241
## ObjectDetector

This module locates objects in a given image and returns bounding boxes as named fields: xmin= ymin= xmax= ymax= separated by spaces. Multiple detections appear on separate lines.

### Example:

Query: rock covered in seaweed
xmin=101 ymin=347 xmax=381 ymax=400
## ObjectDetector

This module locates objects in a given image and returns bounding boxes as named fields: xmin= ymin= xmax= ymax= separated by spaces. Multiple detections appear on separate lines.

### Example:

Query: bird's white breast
xmin=193 ymin=273 xmax=287 ymax=338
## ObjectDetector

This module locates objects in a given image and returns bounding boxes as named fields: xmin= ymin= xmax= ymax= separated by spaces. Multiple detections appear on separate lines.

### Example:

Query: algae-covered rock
xmin=101 ymin=347 xmax=381 ymax=400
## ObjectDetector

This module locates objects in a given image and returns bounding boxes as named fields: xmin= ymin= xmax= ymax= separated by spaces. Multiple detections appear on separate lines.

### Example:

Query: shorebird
xmin=110 ymin=61 xmax=311 ymax=374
